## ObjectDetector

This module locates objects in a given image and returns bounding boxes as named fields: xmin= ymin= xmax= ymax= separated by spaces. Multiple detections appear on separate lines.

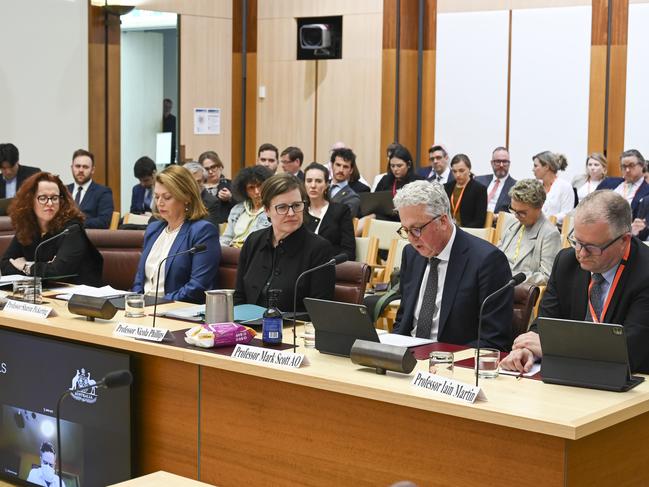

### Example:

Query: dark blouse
xmin=304 ymin=202 xmax=356 ymax=261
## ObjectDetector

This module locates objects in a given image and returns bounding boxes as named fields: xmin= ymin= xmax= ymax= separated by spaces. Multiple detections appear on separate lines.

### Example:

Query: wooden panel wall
xmin=257 ymin=0 xmax=383 ymax=181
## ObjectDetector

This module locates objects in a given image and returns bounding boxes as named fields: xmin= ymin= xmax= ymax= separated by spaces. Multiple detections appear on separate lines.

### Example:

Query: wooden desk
xmin=1 ymin=300 xmax=649 ymax=486
xmin=110 ymin=471 xmax=215 ymax=487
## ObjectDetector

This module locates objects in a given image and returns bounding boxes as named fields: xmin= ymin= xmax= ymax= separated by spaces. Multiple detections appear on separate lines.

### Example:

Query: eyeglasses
xmin=397 ymin=215 xmax=441 ymax=239
xmin=274 ymin=201 xmax=306 ymax=215
xmin=204 ymin=164 xmax=220 ymax=173
xmin=508 ymin=205 xmax=528 ymax=218
xmin=620 ymin=163 xmax=639 ymax=171
xmin=567 ymin=231 xmax=625 ymax=256
xmin=491 ymin=159 xmax=510 ymax=166
xmin=36 ymin=195 xmax=61 ymax=205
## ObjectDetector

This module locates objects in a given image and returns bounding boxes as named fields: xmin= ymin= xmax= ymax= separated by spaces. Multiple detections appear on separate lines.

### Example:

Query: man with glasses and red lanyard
xmin=502 ymin=190 xmax=649 ymax=374
xmin=596 ymin=149 xmax=649 ymax=218
xmin=391 ymin=180 xmax=513 ymax=351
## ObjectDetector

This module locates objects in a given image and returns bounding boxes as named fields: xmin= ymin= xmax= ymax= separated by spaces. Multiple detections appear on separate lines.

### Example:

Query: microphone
xmin=292 ymin=253 xmax=347 ymax=352
xmin=152 ymin=244 xmax=207 ymax=329
xmin=56 ymin=369 xmax=132 ymax=487
xmin=475 ymin=272 xmax=525 ymax=386
xmin=32 ymin=226 xmax=75 ymax=304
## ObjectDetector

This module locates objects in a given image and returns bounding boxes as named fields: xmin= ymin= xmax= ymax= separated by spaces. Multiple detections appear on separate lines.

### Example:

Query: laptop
xmin=359 ymin=191 xmax=395 ymax=218
xmin=537 ymin=317 xmax=645 ymax=392
xmin=303 ymin=298 xmax=380 ymax=357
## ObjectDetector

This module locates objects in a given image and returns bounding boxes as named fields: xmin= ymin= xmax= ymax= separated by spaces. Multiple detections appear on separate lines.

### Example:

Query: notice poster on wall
xmin=193 ymin=108 xmax=221 ymax=135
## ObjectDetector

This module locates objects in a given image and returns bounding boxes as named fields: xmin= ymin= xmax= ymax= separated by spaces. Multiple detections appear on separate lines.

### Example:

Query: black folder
xmin=538 ymin=317 xmax=644 ymax=392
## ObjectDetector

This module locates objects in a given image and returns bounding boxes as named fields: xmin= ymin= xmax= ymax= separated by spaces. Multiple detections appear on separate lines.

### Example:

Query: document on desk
xmin=499 ymin=363 xmax=541 ymax=377
xmin=0 ymin=275 xmax=30 ymax=286
xmin=52 ymin=285 xmax=132 ymax=301
xmin=379 ymin=334 xmax=434 ymax=347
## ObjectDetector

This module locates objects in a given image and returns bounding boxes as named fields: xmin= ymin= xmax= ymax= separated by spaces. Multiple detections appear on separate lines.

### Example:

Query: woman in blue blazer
xmin=132 ymin=165 xmax=220 ymax=304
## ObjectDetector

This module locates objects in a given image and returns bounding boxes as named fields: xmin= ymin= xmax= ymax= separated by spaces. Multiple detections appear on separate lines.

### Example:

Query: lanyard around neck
xmin=587 ymin=241 xmax=630 ymax=323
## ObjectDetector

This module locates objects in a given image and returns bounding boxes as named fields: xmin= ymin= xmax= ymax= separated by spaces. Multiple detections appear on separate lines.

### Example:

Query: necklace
xmin=165 ymin=223 xmax=182 ymax=234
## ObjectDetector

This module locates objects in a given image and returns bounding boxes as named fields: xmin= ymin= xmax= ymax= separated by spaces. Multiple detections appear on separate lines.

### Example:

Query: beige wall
xmin=257 ymin=0 xmax=383 ymax=181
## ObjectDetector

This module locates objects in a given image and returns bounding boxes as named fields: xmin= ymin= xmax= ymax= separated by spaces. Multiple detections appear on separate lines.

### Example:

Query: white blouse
xmin=542 ymin=177 xmax=574 ymax=224
xmin=144 ymin=225 xmax=181 ymax=295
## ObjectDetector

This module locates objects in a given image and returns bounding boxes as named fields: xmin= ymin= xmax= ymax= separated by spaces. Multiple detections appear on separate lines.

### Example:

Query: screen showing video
xmin=0 ymin=328 xmax=131 ymax=487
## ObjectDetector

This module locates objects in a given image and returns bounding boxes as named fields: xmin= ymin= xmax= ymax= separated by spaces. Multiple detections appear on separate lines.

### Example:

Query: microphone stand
xmin=32 ymin=227 xmax=72 ymax=304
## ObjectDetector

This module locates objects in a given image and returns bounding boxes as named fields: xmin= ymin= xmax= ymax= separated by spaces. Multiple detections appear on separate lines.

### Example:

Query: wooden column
xmin=232 ymin=0 xmax=258 ymax=172
xmin=88 ymin=4 xmax=121 ymax=208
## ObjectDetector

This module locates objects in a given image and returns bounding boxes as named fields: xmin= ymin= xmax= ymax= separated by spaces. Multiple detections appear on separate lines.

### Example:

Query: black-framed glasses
xmin=508 ymin=205 xmax=528 ymax=218
xmin=397 ymin=215 xmax=441 ymax=239
xmin=274 ymin=201 xmax=306 ymax=215
xmin=36 ymin=195 xmax=61 ymax=205
xmin=491 ymin=159 xmax=510 ymax=166
xmin=620 ymin=162 xmax=639 ymax=171
xmin=204 ymin=164 xmax=220 ymax=173
xmin=567 ymin=230 xmax=626 ymax=256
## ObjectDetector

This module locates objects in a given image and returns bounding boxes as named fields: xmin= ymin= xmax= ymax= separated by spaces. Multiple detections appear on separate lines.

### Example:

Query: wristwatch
xmin=22 ymin=263 xmax=32 ymax=276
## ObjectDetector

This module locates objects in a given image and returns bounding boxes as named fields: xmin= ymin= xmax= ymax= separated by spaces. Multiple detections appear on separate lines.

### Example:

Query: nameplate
xmin=411 ymin=371 xmax=486 ymax=403
xmin=3 ymin=300 xmax=53 ymax=319
xmin=113 ymin=323 xmax=170 ymax=342
xmin=231 ymin=344 xmax=309 ymax=369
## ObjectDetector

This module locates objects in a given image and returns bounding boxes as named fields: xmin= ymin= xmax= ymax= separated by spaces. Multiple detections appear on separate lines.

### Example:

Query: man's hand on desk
xmin=512 ymin=331 xmax=542 ymax=357
xmin=500 ymin=348 xmax=536 ymax=373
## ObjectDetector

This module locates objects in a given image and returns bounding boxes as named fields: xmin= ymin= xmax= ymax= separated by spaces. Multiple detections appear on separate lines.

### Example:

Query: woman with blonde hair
xmin=572 ymin=152 xmax=607 ymax=200
xmin=132 ymin=165 xmax=220 ymax=303
xmin=532 ymin=150 xmax=574 ymax=224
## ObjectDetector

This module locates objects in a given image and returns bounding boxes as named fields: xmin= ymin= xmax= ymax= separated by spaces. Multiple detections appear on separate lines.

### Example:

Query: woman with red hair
xmin=0 ymin=172 xmax=103 ymax=285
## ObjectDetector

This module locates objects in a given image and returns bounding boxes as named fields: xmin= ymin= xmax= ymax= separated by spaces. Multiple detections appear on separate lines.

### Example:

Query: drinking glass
xmin=125 ymin=294 xmax=146 ymax=318
xmin=476 ymin=348 xmax=500 ymax=379
xmin=429 ymin=351 xmax=454 ymax=378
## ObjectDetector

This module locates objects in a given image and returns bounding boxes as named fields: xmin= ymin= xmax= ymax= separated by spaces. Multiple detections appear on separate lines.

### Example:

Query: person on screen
xmin=26 ymin=441 xmax=65 ymax=487
xmin=132 ymin=165 xmax=220 ymax=304
xmin=391 ymin=180 xmax=513 ymax=351
xmin=0 ymin=172 xmax=103 ymax=285
xmin=501 ymin=190 xmax=649 ymax=374
xmin=234 ymin=173 xmax=335 ymax=312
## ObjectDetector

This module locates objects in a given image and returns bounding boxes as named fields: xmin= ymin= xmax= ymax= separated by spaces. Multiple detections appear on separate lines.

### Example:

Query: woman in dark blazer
xmin=373 ymin=144 xmax=422 ymax=222
xmin=303 ymin=162 xmax=355 ymax=260
xmin=234 ymin=173 xmax=335 ymax=312
xmin=0 ymin=172 xmax=103 ymax=285
xmin=132 ymin=165 xmax=220 ymax=303
xmin=443 ymin=153 xmax=488 ymax=228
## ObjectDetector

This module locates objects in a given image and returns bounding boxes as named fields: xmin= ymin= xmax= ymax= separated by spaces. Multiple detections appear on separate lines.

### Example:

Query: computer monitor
xmin=0 ymin=328 xmax=131 ymax=486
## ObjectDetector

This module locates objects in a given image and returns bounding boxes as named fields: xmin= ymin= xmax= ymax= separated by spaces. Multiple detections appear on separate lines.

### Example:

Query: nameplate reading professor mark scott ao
xmin=231 ymin=344 xmax=309 ymax=369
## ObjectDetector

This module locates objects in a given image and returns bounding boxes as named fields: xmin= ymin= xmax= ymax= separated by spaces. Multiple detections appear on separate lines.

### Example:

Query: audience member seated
xmin=329 ymin=147 xmax=362 ymax=217
xmin=199 ymin=150 xmax=234 ymax=223
xmin=501 ymin=190 xmax=649 ymax=374
xmin=67 ymin=149 xmax=114 ymax=229
xmin=572 ymin=152 xmax=607 ymax=201
xmin=234 ymin=173 xmax=335 ymax=312
xmin=497 ymin=179 xmax=561 ymax=286
xmin=374 ymin=144 xmax=423 ymax=221
xmin=220 ymin=166 xmax=273 ymax=247
xmin=256 ymin=142 xmax=279 ymax=174
xmin=370 ymin=142 xmax=401 ymax=191
xmin=0 ymin=172 xmax=103 ymax=285
xmin=0 ymin=143 xmax=40 ymax=198
xmin=132 ymin=165 xmax=220 ymax=304
xmin=391 ymin=180 xmax=512 ymax=351
xmin=130 ymin=156 xmax=156 ymax=215
xmin=475 ymin=146 xmax=516 ymax=219
xmin=532 ymin=150 xmax=573 ymax=224
xmin=444 ymin=153 xmax=487 ymax=228
xmin=597 ymin=149 xmax=649 ymax=218
xmin=280 ymin=146 xmax=305 ymax=181
xmin=303 ymin=162 xmax=355 ymax=260
xmin=183 ymin=161 xmax=225 ymax=227
xmin=419 ymin=144 xmax=454 ymax=184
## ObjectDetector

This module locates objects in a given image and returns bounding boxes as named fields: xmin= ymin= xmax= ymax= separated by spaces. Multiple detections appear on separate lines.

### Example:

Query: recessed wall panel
xmin=624 ymin=2 xmax=649 ymax=157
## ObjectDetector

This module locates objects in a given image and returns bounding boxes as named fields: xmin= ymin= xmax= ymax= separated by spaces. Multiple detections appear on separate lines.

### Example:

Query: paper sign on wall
xmin=194 ymin=108 xmax=220 ymax=135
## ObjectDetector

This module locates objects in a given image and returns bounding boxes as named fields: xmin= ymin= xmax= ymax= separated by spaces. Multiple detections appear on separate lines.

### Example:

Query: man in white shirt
xmin=597 ymin=149 xmax=649 ymax=218
xmin=475 ymin=146 xmax=517 ymax=218
xmin=418 ymin=144 xmax=454 ymax=184
xmin=67 ymin=149 xmax=114 ymax=229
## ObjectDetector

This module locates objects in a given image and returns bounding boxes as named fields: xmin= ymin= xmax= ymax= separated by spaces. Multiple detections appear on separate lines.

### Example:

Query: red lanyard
xmin=451 ymin=185 xmax=467 ymax=217
xmin=391 ymin=180 xmax=398 ymax=197
xmin=587 ymin=241 xmax=630 ymax=323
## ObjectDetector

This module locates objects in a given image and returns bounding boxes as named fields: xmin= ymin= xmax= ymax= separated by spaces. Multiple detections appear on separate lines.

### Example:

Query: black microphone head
xmin=191 ymin=244 xmax=207 ymax=253
xmin=333 ymin=253 xmax=348 ymax=265
xmin=103 ymin=370 xmax=133 ymax=389
xmin=512 ymin=272 xmax=527 ymax=286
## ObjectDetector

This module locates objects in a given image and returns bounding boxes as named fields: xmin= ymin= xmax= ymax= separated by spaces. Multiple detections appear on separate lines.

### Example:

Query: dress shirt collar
xmin=435 ymin=224 xmax=457 ymax=263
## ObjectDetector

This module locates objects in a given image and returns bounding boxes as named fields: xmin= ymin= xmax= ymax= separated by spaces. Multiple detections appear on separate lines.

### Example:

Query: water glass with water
xmin=125 ymin=293 xmax=146 ymax=318
xmin=429 ymin=351 xmax=454 ymax=378
xmin=303 ymin=322 xmax=316 ymax=348
xmin=476 ymin=348 xmax=500 ymax=379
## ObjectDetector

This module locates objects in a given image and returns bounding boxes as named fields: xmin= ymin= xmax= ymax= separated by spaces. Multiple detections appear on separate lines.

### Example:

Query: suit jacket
xmin=349 ymin=180 xmax=370 ymax=193
xmin=474 ymin=174 xmax=516 ymax=214
xmin=67 ymin=181 xmax=114 ymax=229
xmin=417 ymin=166 xmax=455 ymax=183
xmin=498 ymin=214 xmax=561 ymax=286
xmin=444 ymin=178 xmax=488 ymax=228
xmin=534 ymin=238 xmax=649 ymax=373
xmin=0 ymin=220 xmax=103 ymax=286
xmin=596 ymin=177 xmax=649 ymax=218
xmin=0 ymin=164 xmax=40 ymax=198
xmin=234 ymin=225 xmax=335 ymax=312
xmin=393 ymin=228 xmax=513 ymax=351
xmin=635 ymin=197 xmax=649 ymax=241
xmin=130 ymin=184 xmax=152 ymax=214
xmin=330 ymin=185 xmax=361 ymax=218
xmin=132 ymin=219 xmax=221 ymax=304
xmin=304 ymin=202 xmax=356 ymax=260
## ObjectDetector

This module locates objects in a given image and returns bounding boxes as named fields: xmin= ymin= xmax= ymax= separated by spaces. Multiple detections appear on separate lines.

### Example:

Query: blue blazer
xmin=130 ymin=184 xmax=151 ymax=214
xmin=596 ymin=177 xmax=649 ymax=218
xmin=393 ymin=227 xmax=513 ymax=351
xmin=67 ymin=181 xmax=114 ymax=229
xmin=474 ymin=174 xmax=516 ymax=214
xmin=132 ymin=219 xmax=221 ymax=303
